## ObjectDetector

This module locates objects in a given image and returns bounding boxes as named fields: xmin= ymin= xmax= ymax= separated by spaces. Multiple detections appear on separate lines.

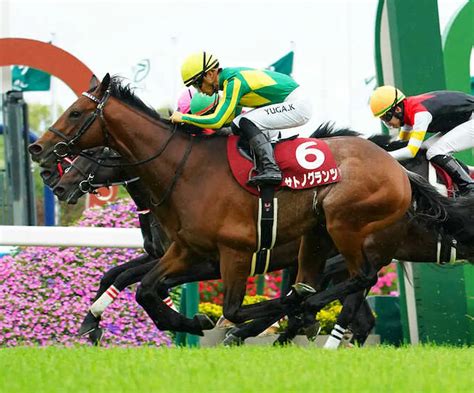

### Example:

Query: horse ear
xmin=99 ymin=73 xmax=111 ymax=94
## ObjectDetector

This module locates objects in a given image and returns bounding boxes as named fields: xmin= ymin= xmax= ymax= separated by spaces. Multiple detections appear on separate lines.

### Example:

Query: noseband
xmin=60 ymin=147 xmax=139 ymax=194
xmin=78 ymin=150 xmax=141 ymax=194
xmin=49 ymin=89 xmax=112 ymax=159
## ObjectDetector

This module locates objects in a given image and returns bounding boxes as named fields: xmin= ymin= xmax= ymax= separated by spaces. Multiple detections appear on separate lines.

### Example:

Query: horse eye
xmin=69 ymin=110 xmax=82 ymax=119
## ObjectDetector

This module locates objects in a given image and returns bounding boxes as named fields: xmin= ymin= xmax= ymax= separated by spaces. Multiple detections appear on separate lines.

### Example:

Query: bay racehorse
xmin=52 ymin=133 xmax=474 ymax=347
xmin=33 ymin=74 xmax=462 ymax=337
xmin=51 ymin=145 xmax=368 ymax=344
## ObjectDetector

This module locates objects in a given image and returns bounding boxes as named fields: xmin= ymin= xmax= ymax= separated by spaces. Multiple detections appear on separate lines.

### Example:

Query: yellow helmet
xmin=181 ymin=52 xmax=219 ymax=87
xmin=369 ymin=85 xmax=406 ymax=117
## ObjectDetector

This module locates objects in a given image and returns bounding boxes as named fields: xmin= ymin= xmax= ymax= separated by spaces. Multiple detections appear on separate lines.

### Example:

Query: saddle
xmin=424 ymin=160 xmax=473 ymax=198
xmin=227 ymin=135 xmax=341 ymax=196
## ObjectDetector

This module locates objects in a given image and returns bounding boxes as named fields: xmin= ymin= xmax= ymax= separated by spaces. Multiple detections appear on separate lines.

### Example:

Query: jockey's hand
xmin=170 ymin=111 xmax=183 ymax=123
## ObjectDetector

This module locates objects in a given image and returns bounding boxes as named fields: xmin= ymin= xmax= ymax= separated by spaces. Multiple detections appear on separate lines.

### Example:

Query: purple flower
xmin=0 ymin=198 xmax=172 ymax=347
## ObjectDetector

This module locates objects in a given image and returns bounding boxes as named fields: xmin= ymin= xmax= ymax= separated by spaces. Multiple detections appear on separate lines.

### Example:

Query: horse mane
xmin=104 ymin=76 xmax=164 ymax=122
xmin=103 ymin=77 xmax=224 ymax=140
xmin=309 ymin=122 xmax=361 ymax=138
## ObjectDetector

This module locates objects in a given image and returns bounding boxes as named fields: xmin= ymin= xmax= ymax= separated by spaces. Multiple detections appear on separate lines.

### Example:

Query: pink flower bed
xmin=0 ymin=199 xmax=171 ymax=347
xmin=370 ymin=263 xmax=399 ymax=296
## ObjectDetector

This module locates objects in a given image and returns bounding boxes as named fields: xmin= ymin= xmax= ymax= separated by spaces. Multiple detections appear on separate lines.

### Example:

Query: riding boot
xmin=430 ymin=154 xmax=474 ymax=196
xmin=238 ymin=118 xmax=282 ymax=186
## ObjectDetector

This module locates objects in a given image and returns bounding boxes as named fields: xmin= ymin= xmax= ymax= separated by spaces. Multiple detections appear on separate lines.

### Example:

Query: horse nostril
xmin=28 ymin=143 xmax=43 ymax=156
xmin=53 ymin=186 xmax=65 ymax=198
xmin=28 ymin=143 xmax=43 ymax=160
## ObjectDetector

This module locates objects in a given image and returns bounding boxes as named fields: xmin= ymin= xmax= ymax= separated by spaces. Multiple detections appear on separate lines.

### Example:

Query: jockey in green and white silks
xmin=171 ymin=51 xmax=312 ymax=186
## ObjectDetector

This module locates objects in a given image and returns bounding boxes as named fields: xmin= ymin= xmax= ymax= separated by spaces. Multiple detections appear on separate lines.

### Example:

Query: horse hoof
xmin=215 ymin=316 xmax=235 ymax=329
xmin=195 ymin=314 xmax=215 ymax=331
xmin=89 ymin=328 xmax=104 ymax=346
xmin=293 ymin=283 xmax=317 ymax=298
xmin=222 ymin=333 xmax=244 ymax=347
xmin=78 ymin=311 xmax=100 ymax=336
xmin=304 ymin=322 xmax=321 ymax=341
xmin=273 ymin=335 xmax=292 ymax=346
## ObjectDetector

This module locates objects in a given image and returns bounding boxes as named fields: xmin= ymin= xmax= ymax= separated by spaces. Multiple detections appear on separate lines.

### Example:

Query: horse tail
xmin=407 ymin=171 xmax=474 ymax=244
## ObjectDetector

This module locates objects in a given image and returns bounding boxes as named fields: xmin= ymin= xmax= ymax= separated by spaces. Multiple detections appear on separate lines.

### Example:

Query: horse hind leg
xmin=321 ymin=229 xmax=398 ymax=349
xmin=349 ymin=299 xmax=375 ymax=346
xmin=302 ymin=229 xmax=379 ymax=328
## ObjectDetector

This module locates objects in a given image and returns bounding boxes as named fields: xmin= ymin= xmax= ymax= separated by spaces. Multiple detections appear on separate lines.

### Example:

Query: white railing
xmin=0 ymin=225 xmax=143 ymax=248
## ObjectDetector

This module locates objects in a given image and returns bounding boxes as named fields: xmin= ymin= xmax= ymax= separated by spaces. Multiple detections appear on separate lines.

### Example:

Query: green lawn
xmin=0 ymin=345 xmax=472 ymax=393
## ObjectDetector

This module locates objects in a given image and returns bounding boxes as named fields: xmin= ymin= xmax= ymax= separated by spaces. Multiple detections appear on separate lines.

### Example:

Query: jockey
xmin=177 ymin=87 xmax=220 ymax=134
xmin=370 ymin=86 xmax=474 ymax=196
xmin=170 ymin=51 xmax=312 ymax=186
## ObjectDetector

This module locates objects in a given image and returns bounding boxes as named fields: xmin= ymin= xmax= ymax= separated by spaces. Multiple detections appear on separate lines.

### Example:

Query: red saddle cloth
xmin=428 ymin=163 xmax=474 ymax=198
xmin=227 ymin=136 xmax=341 ymax=196
xmin=432 ymin=164 xmax=455 ymax=196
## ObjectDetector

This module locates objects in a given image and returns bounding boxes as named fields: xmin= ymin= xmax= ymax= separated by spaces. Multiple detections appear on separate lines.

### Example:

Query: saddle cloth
xmin=429 ymin=162 xmax=473 ymax=197
xmin=227 ymin=135 xmax=341 ymax=195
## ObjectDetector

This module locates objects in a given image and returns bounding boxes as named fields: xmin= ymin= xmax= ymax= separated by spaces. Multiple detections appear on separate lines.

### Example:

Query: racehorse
xmin=52 ymin=145 xmax=370 ymax=344
xmin=224 ymin=131 xmax=474 ymax=346
xmin=53 ymin=132 xmax=474 ymax=348
xmin=31 ymin=74 xmax=465 ymax=337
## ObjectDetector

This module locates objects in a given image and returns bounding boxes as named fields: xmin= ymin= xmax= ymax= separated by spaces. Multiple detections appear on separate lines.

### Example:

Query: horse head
xmin=53 ymin=146 xmax=133 ymax=204
xmin=28 ymin=74 xmax=113 ymax=169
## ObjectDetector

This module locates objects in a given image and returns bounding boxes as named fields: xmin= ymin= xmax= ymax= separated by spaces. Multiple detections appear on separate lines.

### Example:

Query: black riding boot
xmin=238 ymin=118 xmax=282 ymax=186
xmin=430 ymin=154 xmax=474 ymax=196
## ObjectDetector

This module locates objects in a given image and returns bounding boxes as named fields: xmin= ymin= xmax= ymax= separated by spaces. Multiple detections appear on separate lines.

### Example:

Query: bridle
xmin=66 ymin=147 xmax=139 ymax=194
xmin=49 ymin=87 xmax=194 ymax=206
xmin=49 ymin=89 xmax=112 ymax=159
xmin=49 ymin=88 xmax=191 ymax=169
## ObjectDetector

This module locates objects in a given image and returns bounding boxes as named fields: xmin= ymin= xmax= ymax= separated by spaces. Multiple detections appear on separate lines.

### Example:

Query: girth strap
xmin=250 ymin=186 xmax=278 ymax=276
xmin=436 ymin=233 xmax=458 ymax=265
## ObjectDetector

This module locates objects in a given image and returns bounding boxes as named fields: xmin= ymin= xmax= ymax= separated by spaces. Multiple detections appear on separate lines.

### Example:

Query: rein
xmin=77 ymin=123 xmax=179 ymax=168
xmin=150 ymin=133 xmax=194 ymax=207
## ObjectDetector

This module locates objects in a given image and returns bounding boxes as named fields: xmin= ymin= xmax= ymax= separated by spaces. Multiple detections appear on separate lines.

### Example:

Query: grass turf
xmin=0 ymin=345 xmax=472 ymax=393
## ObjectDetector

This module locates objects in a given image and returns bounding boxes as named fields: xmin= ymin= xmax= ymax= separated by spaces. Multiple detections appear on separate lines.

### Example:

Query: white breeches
xmin=232 ymin=86 xmax=313 ymax=141
xmin=424 ymin=113 xmax=474 ymax=159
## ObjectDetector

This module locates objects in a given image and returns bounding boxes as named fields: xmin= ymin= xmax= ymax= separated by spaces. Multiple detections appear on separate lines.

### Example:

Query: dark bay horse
xmin=29 ymin=74 xmax=413 ymax=334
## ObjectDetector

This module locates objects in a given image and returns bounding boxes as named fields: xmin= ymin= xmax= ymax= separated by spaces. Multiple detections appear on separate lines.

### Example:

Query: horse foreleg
xmin=78 ymin=253 xmax=155 ymax=337
xmin=321 ymin=268 xmax=375 ymax=349
xmin=161 ymin=260 xmax=220 ymax=289
xmin=223 ymin=315 xmax=282 ymax=346
xmin=219 ymin=246 xmax=291 ymax=324
xmin=136 ymin=244 xmax=214 ymax=335
xmin=223 ymin=267 xmax=299 ymax=346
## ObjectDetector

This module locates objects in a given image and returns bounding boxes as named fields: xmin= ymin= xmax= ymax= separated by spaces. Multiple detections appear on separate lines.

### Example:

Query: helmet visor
xmin=380 ymin=109 xmax=394 ymax=122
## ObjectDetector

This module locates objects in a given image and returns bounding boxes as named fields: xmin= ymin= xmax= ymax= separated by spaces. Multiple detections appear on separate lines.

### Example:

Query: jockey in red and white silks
xmin=370 ymin=86 xmax=474 ymax=196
